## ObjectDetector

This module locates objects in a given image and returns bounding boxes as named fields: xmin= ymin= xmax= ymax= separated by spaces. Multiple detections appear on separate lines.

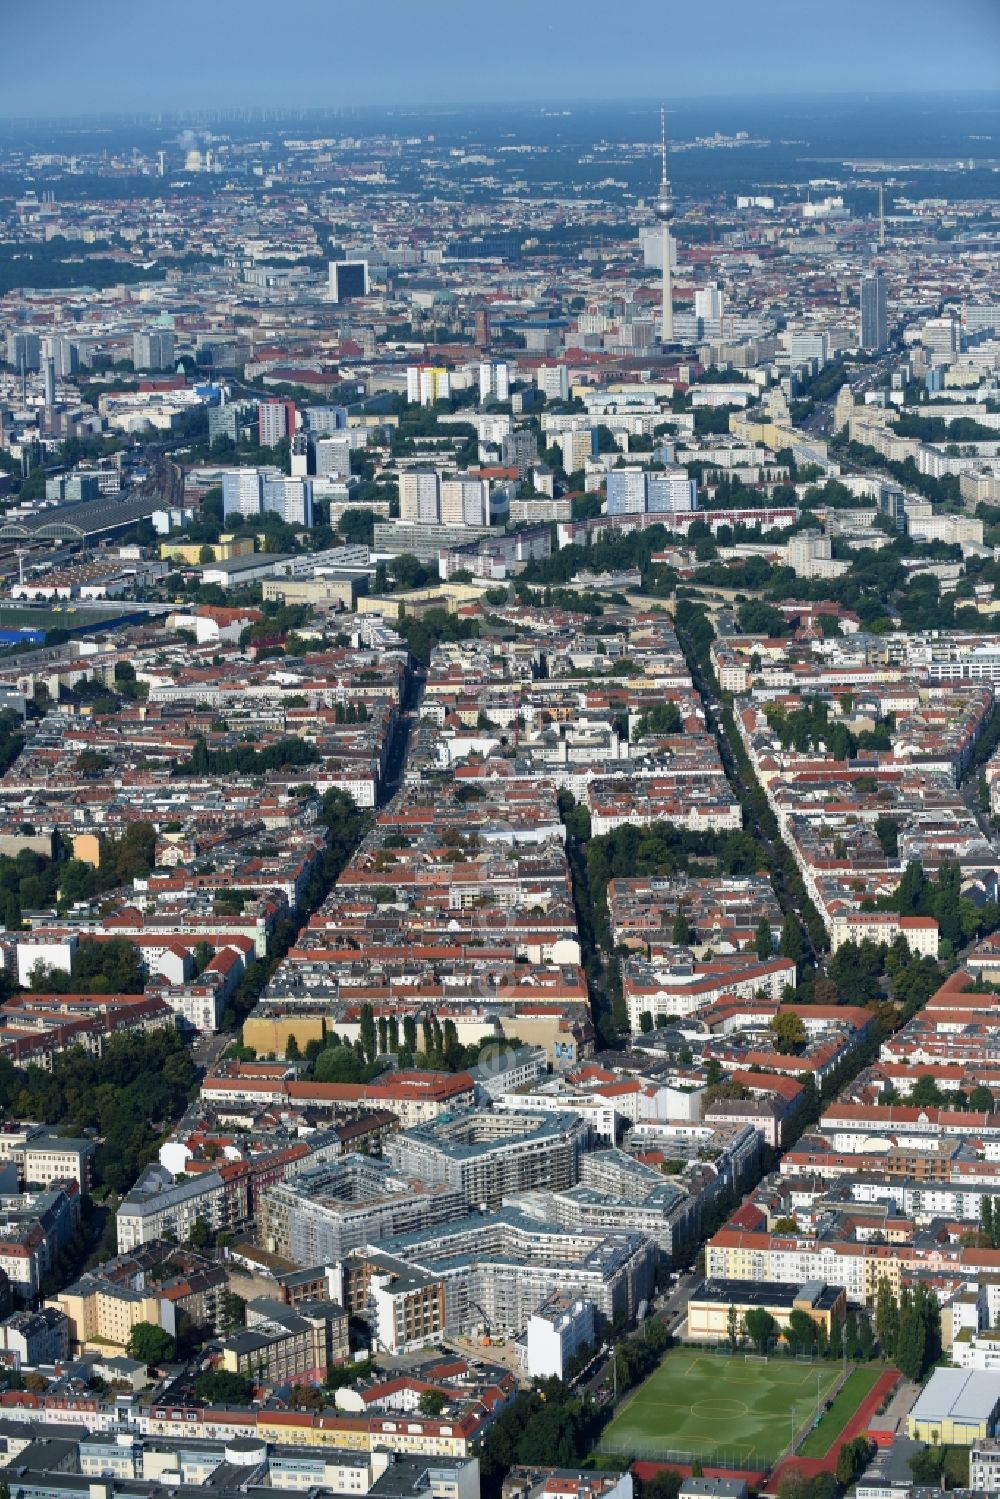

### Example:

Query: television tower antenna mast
xmin=654 ymin=104 xmax=675 ymax=345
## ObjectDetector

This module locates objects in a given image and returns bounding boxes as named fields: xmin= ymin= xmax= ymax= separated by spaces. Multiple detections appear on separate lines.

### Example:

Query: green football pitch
xmin=599 ymin=1348 xmax=842 ymax=1466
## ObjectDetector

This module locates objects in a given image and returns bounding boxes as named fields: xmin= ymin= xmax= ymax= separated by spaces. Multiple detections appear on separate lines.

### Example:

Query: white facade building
xmin=526 ymin=1293 xmax=597 ymax=1378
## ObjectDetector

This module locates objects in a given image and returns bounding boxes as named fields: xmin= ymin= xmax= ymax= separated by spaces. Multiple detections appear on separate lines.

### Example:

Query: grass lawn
xmin=599 ymin=1348 xmax=841 ymax=1466
xmin=796 ymin=1367 xmax=883 ymax=1458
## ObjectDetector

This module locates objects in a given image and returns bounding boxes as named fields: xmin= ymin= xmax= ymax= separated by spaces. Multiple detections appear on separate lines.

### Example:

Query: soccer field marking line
xmin=687 ymin=1397 xmax=750 ymax=1419
xmin=604 ymin=1355 xmax=842 ymax=1454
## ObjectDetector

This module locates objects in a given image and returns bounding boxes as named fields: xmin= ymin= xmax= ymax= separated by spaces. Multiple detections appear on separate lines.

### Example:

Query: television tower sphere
xmin=655 ymin=191 xmax=674 ymax=223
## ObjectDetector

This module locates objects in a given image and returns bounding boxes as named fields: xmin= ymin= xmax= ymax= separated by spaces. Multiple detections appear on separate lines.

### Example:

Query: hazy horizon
xmin=2 ymin=0 xmax=998 ymax=120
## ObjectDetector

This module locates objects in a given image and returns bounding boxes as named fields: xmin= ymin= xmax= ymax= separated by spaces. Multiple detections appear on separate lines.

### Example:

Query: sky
xmin=3 ymin=0 xmax=999 ymax=118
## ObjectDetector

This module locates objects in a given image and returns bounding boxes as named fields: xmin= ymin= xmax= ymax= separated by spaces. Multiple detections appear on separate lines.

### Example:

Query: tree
xmin=727 ymin=1303 xmax=740 ymax=1351
xmin=127 ymin=1322 xmax=176 ymax=1365
xmin=786 ymin=1308 xmax=817 ymax=1353
xmin=755 ymin=918 xmax=773 ymax=960
xmin=286 ymin=1034 xmax=301 ymax=1061
xmin=835 ymin=1442 xmax=856 ymax=1487
xmin=187 ymin=1217 xmax=213 ymax=1249
xmin=58 ymin=858 xmax=97 ymax=908
xmin=418 ymin=1390 xmax=446 ymax=1416
xmin=643 ymin=1470 xmax=682 ymax=1499
xmin=634 ymin=703 xmax=682 ymax=738
xmin=768 ymin=1011 xmax=807 ymax=1055
xmin=194 ymin=1369 xmax=253 ymax=1404
xmin=908 ymin=1446 xmax=945 ymax=1485
xmin=828 ymin=1315 xmax=844 ymax=1361
xmin=896 ymin=1301 xmax=927 ymax=1381
xmin=671 ymin=910 xmax=690 ymax=945
xmin=971 ymin=1084 xmax=994 ymax=1113
xmin=221 ymin=1291 xmax=246 ymax=1333
xmin=780 ymin=915 xmax=803 ymax=965
xmin=743 ymin=1307 xmax=777 ymax=1353
xmin=359 ymin=1003 xmax=377 ymax=1062
xmin=909 ymin=1073 xmax=943 ymax=1107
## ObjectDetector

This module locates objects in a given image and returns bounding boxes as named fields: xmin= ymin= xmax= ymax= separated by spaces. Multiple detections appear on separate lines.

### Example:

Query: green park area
xmin=599 ymin=1348 xmax=842 ymax=1467
xmin=796 ymin=1366 xmax=883 ymax=1457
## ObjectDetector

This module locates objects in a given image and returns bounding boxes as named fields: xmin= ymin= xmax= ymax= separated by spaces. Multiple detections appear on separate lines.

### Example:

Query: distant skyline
xmin=2 ymin=0 xmax=999 ymax=119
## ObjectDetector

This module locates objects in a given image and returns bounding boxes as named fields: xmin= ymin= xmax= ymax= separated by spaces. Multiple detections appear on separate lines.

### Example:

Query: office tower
xmin=406 ymin=366 xmax=451 ymax=406
xmin=922 ymin=316 xmax=959 ymax=362
xmin=500 ymin=428 xmax=538 ymax=477
xmin=860 ymin=272 xmax=888 ymax=352
xmin=132 ymin=330 xmax=176 ymax=371
xmin=788 ymin=331 xmax=829 ymax=366
xmin=878 ymin=182 xmax=885 ymax=248
xmin=46 ymin=474 xmax=100 ymax=504
xmin=654 ymin=105 xmax=675 ymax=344
xmin=475 ymin=308 xmax=491 ymax=348
xmin=441 ymin=476 xmax=490 ymax=527
xmin=399 ymin=469 xmax=441 ymax=522
xmin=618 ymin=317 xmax=655 ymax=352
xmin=157 ymin=150 xmax=167 ymax=177
xmin=963 ymin=305 xmax=1000 ymax=335
xmin=209 ymin=403 xmax=238 ymax=444
xmin=262 ymin=475 xmax=314 ymax=528
xmin=535 ymin=364 xmax=569 ymax=402
xmin=479 ymin=361 xmax=511 ymax=402
xmin=328 ymin=260 xmax=369 ymax=302
xmin=5 ymin=332 xmax=40 ymax=372
xmin=305 ymin=405 xmax=348 ymax=435
xmin=694 ymin=284 xmax=724 ymax=340
xmin=43 ymin=360 xmax=56 ymax=408
xmin=222 ymin=469 xmax=265 ymax=520
xmin=314 ymin=436 xmax=352 ymax=478
xmin=878 ymin=482 xmax=906 ymax=533
xmin=41 ymin=335 xmax=78 ymax=378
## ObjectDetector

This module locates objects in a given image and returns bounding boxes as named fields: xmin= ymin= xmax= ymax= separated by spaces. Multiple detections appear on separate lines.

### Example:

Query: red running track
xmin=766 ymin=1369 xmax=900 ymax=1492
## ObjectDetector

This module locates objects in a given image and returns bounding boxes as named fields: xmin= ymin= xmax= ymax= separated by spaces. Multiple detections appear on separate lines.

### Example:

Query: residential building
xmin=407 ymin=367 xmax=451 ymax=406
xmin=440 ymin=477 xmax=490 ymax=528
xmin=385 ymin=1111 xmax=589 ymax=1210
xmin=536 ymin=366 xmax=569 ymax=402
xmin=525 ymin=1292 xmax=596 ymax=1379
xmin=399 ymin=469 xmax=441 ymax=523
xmin=221 ymin=1296 xmax=348 ymax=1384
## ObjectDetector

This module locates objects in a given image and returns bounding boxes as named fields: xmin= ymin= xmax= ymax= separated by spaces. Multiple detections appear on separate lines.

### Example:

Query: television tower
xmin=654 ymin=104 xmax=675 ymax=344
